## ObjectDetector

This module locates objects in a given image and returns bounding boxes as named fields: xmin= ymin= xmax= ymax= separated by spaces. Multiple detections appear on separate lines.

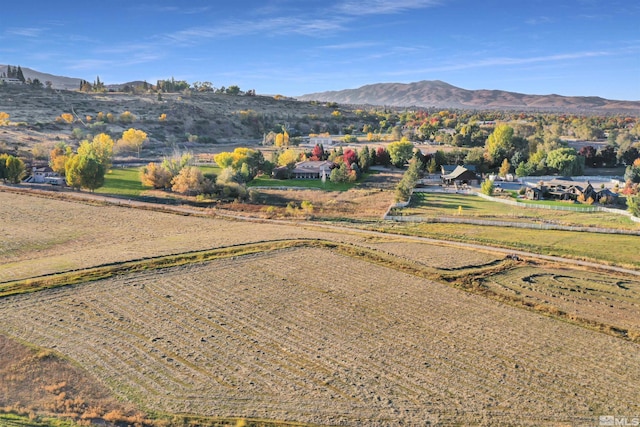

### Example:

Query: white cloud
xmin=320 ymin=41 xmax=379 ymax=50
xmin=6 ymin=27 xmax=46 ymax=37
xmin=384 ymin=50 xmax=620 ymax=75
xmin=335 ymin=0 xmax=441 ymax=15
xmin=163 ymin=17 xmax=347 ymax=44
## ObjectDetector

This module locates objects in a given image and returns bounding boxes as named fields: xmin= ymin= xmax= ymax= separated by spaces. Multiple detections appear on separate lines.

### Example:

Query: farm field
xmin=0 ymin=190 xmax=357 ymax=282
xmin=482 ymin=266 xmax=640 ymax=335
xmin=399 ymin=192 xmax=640 ymax=230
xmin=1 ymin=247 xmax=639 ymax=426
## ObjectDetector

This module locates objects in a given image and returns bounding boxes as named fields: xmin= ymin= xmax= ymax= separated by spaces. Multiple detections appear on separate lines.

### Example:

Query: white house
xmin=27 ymin=166 xmax=65 ymax=185
xmin=0 ymin=77 xmax=23 ymax=85
xmin=310 ymin=136 xmax=334 ymax=147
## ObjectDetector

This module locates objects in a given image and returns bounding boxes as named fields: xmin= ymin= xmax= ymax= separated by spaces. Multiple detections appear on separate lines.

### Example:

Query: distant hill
xmin=0 ymin=65 xmax=82 ymax=90
xmin=299 ymin=80 xmax=640 ymax=112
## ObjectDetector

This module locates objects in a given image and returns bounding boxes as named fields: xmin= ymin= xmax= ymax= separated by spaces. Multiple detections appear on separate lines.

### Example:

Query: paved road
xmin=4 ymin=184 xmax=639 ymax=277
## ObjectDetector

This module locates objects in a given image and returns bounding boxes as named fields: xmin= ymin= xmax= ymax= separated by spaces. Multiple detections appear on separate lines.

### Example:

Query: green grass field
xmin=96 ymin=165 xmax=223 ymax=198
xmin=95 ymin=167 xmax=145 ymax=197
xmin=381 ymin=221 xmax=640 ymax=268
xmin=401 ymin=192 xmax=638 ymax=230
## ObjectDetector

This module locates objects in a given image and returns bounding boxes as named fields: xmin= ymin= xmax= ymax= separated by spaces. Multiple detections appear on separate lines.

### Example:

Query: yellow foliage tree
xmin=140 ymin=162 xmax=172 ymax=189
xmin=499 ymin=158 xmax=511 ymax=177
xmin=78 ymin=133 xmax=114 ymax=170
xmin=0 ymin=112 xmax=9 ymax=126
xmin=49 ymin=144 xmax=72 ymax=175
xmin=277 ymin=149 xmax=299 ymax=167
xmin=171 ymin=166 xmax=210 ymax=195
xmin=118 ymin=128 xmax=148 ymax=158
xmin=159 ymin=113 xmax=167 ymax=122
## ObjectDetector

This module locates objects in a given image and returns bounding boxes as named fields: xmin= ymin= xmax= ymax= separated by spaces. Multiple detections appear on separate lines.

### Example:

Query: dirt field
xmin=0 ymin=190 xmax=362 ymax=282
xmin=1 ymin=247 xmax=638 ymax=426
xmin=483 ymin=266 xmax=640 ymax=334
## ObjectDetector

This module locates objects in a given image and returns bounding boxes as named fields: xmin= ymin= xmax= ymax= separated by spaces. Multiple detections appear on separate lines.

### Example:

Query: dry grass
xmin=0 ymin=191 xmax=365 ymax=282
xmin=482 ymin=266 xmax=640 ymax=337
xmin=358 ymin=237 xmax=503 ymax=269
xmin=1 ymin=247 xmax=638 ymax=426
xmin=0 ymin=334 xmax=150 ymax=425
xmin=223 ymin=187 xmax=396 ymax=221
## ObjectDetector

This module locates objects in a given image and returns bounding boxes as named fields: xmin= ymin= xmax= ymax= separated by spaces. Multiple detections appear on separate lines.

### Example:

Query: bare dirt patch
xmin=1 ymin=247 xmax=638 ymax=426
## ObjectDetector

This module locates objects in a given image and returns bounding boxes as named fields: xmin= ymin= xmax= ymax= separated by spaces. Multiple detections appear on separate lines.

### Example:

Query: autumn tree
xmin=375 ymin=147 xmax=391 ymax=166
xmin=213 ymin=148 xmax=264 ymax=182
xmin=171 ymin=166 xmax=212 ymax=195
xmin=343 ymin=148 xmax=357 ymax=169
xmin=310 ymin=144 xmax=325 ymax=161
xmin=64 ymin=134 xmax=113 ymax=191
xmin=49 ymin=142 xmax=72 ymax=175
xmin=64 ymin=154 xmax=104 ymax=191
xmin=498 ymin=158 xmax=511 ymax=177
xmin=387 ymin=139 xmax=415 ymax=167
xmin=485 ymin=124 xmax=515 ymax=166
xmin=0 ymin=112 xmax=9 ymax=126
xmin=117 ymin=128 xmax=148 ymax=158
xmin=277 ymin=149 xmax=299 ymax=167
xmin=79 ymin=133 xmax=114 ymax=171
xmin=140 ymin=162 xmax=173 ymax=189
xmin=625 ymin=159 xmax=640 ymax=184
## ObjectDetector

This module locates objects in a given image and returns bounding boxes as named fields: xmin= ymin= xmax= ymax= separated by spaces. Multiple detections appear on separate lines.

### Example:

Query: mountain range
xmin=299 ymin=80 xmax=640 ymax=112
xmin=3 ymin=65 xmax=639 ymax=113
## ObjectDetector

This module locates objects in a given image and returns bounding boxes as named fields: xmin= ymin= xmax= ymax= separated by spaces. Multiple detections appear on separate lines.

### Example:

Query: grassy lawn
xmin=95 ymin=167 xmax=145 ymax=197
xmin=401 ymin=192 xmax=638 ymax=230
xmin=380 ymin=222 xmax=640 ymax=268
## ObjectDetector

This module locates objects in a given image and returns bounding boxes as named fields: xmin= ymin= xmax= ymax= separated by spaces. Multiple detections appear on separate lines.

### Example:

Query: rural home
xmin=441 ymin=165 xmax=479 ymax=185
xmin=441 ymin=164 xmax=476 ymax=175
xmin=524 ymin=178 xmax=617 ymax=203
xmin=25 ymin=166 xmax=65 ymax=185
xmin=291 ymin=161 xmax=333 ymax=179
xmin=310 ymin=136 xmax=334 ymax=147
xmin=0 ymin=77 xmax=22 ymax=85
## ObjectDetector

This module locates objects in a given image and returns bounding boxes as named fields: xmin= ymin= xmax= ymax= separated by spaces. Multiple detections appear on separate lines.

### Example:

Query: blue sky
xmin=1 ymin=0 xmax=639 ymax=100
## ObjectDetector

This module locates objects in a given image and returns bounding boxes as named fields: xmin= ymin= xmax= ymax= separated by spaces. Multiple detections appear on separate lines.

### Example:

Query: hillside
xmin=0 ymin=84 xmax=360 ymax=157
xmin=299 ymin=80 xmax=640 ymax=112
xmin=0 ymin=64 xmax=83 ymax=90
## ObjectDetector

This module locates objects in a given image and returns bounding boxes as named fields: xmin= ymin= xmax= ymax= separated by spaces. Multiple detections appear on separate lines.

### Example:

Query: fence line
xmin=384 ymin=189 xmax=640 ymax=231
xmin=476 ymin=192 xmax=640 ymax=223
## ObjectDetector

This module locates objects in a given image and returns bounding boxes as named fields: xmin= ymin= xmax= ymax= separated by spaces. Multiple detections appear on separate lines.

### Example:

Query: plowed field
xmin=1 ymin=247 xmax=638 ymax=426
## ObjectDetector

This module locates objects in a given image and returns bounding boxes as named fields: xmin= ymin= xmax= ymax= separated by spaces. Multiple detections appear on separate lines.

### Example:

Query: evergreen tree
xmin=16 ymin=66 xmax=25 ymax=83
